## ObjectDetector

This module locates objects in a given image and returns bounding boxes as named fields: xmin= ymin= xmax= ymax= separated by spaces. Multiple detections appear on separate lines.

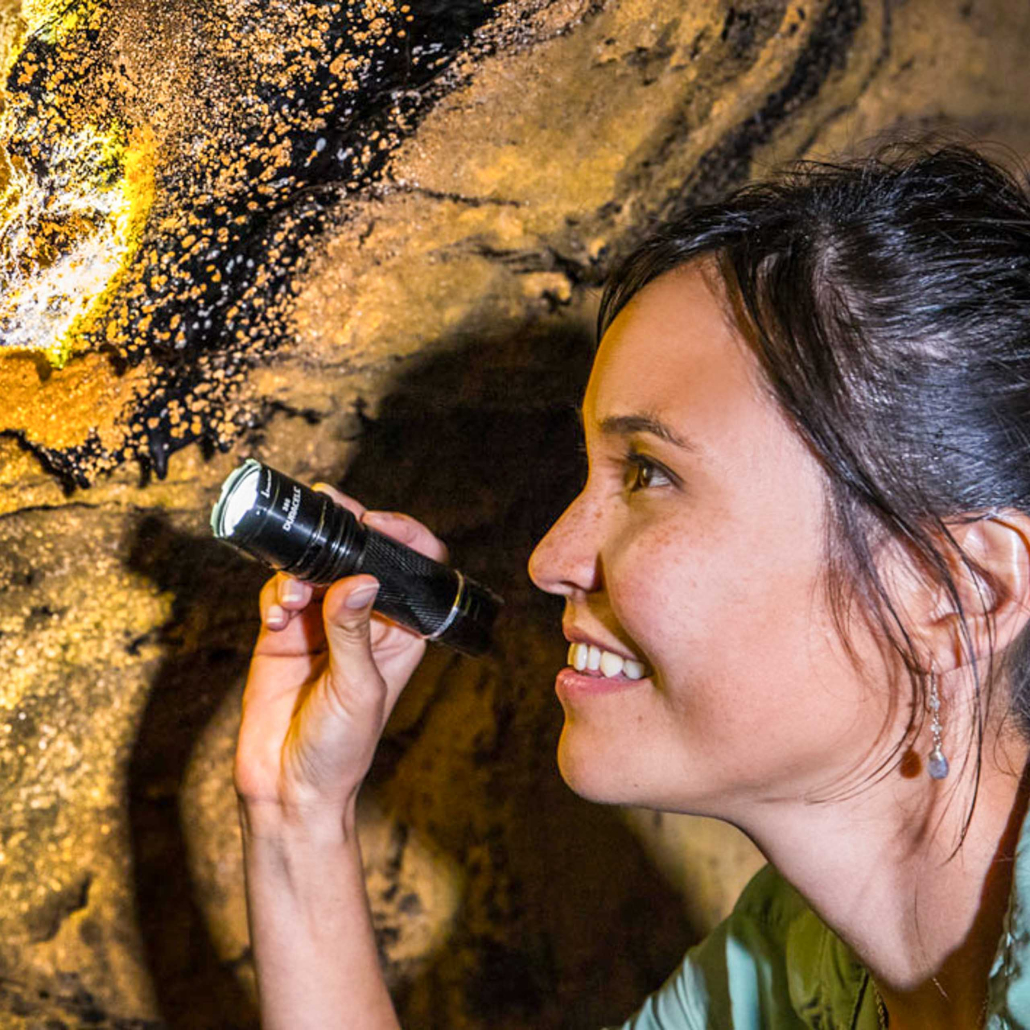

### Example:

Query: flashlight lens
xmin=211 ymin=458 xmax=263 ymax=538
xmin=222 ymin=466 xmax=260 ymax=535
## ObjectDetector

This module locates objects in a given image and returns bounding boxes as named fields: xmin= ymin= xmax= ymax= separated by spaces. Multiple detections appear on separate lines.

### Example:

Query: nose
xmin=528 ymin=489 xmax=603 ymax=597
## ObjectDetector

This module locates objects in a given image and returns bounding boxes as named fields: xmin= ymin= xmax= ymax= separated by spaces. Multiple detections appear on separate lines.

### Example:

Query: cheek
xmin=605 ymin=515 xmax=827 ymax=696
xmin=605 ymin=519 xmax=726 ymax=669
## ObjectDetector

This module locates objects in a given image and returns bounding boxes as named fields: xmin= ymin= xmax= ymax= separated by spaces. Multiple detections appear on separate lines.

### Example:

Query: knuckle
xmin=258 ymin=577 xmax=279 ymax=611
xmin=279 ymin=575 xmax=308 ymax=606
xmin=316 ymin=484 xmax=365 ymax=518
xmin=326 ymin=604 xmax=374 ymax=646
xmin=333 ymin=619 xmax=368 ymax=644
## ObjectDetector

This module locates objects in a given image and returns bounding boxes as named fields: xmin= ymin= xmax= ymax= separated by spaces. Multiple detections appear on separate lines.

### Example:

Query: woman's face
xmin=528 ymin=264 xmax=898 ymax=819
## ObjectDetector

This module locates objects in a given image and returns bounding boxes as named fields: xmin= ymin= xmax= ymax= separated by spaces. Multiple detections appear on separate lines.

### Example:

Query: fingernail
xmin=266 ymin=604 xmax=287 ymax=627
xmin=281 ymin=579 xmax=304 ymax=604
xmin=345 ymin=582 xmax=379 ymax=609
xmin=362 ymin=511 xmax=394 ymax=526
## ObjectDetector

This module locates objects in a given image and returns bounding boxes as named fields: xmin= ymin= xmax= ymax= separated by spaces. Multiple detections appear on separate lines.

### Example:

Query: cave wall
xmin=1 ymin=0 xmax=1030 ymax=1026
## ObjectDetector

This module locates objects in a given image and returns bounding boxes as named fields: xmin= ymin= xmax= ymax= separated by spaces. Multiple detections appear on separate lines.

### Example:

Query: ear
xmin=919 ymin=510 xmax=1030 ymax=673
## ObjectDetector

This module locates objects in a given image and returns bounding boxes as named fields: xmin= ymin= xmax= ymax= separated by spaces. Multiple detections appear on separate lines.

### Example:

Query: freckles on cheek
xmin=609 ymin=530 xmax=703 ymax=654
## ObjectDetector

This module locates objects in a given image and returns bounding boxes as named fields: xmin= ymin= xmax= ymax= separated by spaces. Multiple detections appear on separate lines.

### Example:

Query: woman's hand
xmin=233 ymin=484 xmax=448 ymax=833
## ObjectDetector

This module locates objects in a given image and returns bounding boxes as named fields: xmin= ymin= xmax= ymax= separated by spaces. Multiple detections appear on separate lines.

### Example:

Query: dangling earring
xmin=927 ymin=672 xmax=949 ymax=780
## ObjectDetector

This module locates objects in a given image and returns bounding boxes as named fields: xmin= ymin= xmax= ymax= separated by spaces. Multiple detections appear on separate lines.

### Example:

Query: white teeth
xmin=567 ymin=641 xmax=647 ymax=679
xmin=570 ymin=642 xmax=589 ymax=671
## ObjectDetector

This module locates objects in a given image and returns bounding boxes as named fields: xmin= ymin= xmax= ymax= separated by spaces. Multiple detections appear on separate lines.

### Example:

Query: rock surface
xmin=2 ymin=0 xmax=1030 ymax=1026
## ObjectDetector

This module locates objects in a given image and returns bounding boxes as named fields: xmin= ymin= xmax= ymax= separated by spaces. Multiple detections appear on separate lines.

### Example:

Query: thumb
xmin=323 ymin=576 xmax=382 ymax=699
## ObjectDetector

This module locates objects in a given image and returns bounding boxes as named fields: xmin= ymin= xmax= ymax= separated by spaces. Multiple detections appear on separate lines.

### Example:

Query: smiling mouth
xmin=567 ymin=642 xmax=647 ymax=680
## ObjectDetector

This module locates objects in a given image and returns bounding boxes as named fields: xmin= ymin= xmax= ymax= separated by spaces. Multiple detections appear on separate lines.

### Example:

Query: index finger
xmin=361 ymin=510 xmax=449 ymax=564
xmin=313 ymin=483 xmax=449 ymax=563
xmin=312 ymin=481 xmax=365 ymax=520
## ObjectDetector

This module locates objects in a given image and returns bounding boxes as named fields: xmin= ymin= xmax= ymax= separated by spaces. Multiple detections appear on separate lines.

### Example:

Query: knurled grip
xmin=354 ymin=526 xmax=460 ymax=638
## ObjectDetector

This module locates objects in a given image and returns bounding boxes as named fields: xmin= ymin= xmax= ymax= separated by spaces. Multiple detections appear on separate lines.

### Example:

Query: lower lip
xmin=555 ymin=666 xmax=649 ymax=701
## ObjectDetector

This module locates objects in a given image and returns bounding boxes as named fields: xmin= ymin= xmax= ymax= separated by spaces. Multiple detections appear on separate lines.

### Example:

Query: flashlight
xmin=210 ymin=459 xmax=502 ymax=657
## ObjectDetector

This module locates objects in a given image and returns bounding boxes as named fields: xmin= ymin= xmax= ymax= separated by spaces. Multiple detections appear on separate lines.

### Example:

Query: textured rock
xmin=2 ymin=0 xmax=1030 ymax=1026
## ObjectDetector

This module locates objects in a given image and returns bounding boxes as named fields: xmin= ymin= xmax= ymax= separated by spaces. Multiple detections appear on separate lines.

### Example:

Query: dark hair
xmin=599 ymin=139 xmax=1030 ymax=819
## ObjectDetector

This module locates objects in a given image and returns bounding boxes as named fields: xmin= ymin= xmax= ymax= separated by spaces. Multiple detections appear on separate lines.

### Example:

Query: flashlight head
xmin=210 ymin=459 xmax=362 ymax=580
xmin=211 ymin=458 xmax=262 ymax=538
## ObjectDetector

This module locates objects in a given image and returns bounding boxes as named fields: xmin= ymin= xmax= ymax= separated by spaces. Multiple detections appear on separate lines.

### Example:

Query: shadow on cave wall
xmin=123 ymin=314 xmax=699 ymax=1030
xmin=124 ymin=522 xmax=265 ymax=1029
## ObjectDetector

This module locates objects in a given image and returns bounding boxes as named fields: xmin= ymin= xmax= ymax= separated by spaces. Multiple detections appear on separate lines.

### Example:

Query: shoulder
xmin=612 ymin=864 xmax=833 ymax=1030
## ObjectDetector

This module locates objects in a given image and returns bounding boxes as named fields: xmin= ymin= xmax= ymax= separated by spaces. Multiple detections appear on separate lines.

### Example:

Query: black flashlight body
xmin=211 ymin=461 xmax=502 ymax=657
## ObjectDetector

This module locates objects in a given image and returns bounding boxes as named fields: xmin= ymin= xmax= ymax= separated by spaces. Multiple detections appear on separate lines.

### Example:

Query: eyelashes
xmin=624 ymin=450 xmax=674 ymax=492
xmin=573 ymin=438 xmax=679 ymax=493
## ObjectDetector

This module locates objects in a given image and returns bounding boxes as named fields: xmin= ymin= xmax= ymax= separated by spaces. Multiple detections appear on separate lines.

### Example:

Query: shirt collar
xmin=787 ymin=797 xmax=1030 ymax=1029
xmin=784 ymin=899 xmax=878 ymax=1029
xmin=987 ymin=797 xmax=1030 ymax=1027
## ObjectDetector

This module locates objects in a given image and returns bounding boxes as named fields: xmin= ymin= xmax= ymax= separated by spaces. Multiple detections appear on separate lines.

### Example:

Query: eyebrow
xmin=582 ymin=410 xmax=706 ymax=456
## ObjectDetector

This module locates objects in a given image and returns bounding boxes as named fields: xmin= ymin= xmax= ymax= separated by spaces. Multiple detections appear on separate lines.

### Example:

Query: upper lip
xmin=562 ymin=625 xmax=642 ymax=664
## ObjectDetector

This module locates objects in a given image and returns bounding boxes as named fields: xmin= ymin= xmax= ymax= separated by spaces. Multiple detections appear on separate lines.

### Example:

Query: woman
xmin=233 ymin=141 xmax=1030 ymax=1029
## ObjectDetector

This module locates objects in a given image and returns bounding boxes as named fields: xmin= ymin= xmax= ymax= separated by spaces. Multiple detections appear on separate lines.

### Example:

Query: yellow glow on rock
xmin=19 ymin=0 xmax=86 ymax=45
xmin=0 ymin=118 xmax=157 ymax=368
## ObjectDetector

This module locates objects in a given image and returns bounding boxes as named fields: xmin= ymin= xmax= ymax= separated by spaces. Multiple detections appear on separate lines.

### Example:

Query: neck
xmin=737 ymin=739 xmax=1030 ymax=1030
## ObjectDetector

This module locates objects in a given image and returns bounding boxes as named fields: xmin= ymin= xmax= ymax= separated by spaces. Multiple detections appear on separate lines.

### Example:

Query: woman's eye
xmin=625 ymin=454 xmax=672 ymax=492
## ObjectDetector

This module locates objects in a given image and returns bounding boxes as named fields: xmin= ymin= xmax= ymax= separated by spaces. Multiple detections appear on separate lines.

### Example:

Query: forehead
xmin=585 ymin=265 xmax=786 ymax=465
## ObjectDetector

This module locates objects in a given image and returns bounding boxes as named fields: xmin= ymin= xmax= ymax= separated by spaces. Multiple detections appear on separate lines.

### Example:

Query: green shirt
xmin=613 ymin=806 xmax=1030 ymax=1029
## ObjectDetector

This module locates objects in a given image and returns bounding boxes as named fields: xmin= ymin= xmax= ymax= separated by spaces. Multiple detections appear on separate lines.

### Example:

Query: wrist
xmin=237 ymin=793 xmax=360 ymax=847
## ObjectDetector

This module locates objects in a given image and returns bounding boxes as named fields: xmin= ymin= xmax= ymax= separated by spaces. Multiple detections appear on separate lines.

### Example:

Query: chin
xmin=555 ymin=725 xmax=640 ymax=806
xmin=555 ymin=724 xmax=733 ymax=818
